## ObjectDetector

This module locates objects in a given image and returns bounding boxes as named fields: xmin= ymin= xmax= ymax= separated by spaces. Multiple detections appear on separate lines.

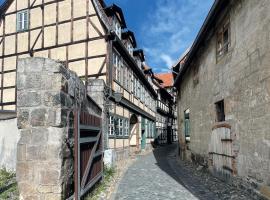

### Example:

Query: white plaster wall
xmin=0 ymin=118 xmax=20 ymax=171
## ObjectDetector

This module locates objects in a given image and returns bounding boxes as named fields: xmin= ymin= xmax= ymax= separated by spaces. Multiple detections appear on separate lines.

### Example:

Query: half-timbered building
xmin=0 ymin=0 xmax=157 ymax=155
xmin=143 ymin=70 xmax=175 ymax=145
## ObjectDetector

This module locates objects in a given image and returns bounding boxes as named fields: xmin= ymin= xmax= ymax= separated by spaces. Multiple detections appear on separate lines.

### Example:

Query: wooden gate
xmin=209 ymin=124 xmax=235 ymax=179
xmin=74 ymin=111 xmax=103 ymax=200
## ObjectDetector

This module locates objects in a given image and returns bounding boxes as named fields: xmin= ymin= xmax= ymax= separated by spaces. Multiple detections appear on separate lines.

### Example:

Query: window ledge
xmin=109 ymin=136 xmax=129 ymax=139
xmin=0 ymin=110 xmax=16 ymax=120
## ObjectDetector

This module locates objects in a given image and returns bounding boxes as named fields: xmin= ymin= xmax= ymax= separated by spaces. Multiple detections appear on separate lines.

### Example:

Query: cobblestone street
xmin=113 ymin=144 xmax=263 ymax=200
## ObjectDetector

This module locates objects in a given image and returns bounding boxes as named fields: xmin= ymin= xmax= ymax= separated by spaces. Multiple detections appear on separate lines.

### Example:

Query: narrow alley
xmin=113 ymin=144 xmax=262 ymax=200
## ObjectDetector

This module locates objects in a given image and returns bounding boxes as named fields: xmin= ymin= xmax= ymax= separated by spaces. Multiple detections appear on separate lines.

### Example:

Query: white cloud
xmin=160 ymin=54 xmax=174 ymax=68
xmin=141 ymin=0 xmax=214 ymax=73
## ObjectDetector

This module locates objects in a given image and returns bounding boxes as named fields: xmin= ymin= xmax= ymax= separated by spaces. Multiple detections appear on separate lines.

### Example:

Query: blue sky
xmin=0 ymin=0 xmax=214 ymax=73
xmin=106 ymin=0 xmax=214 ymax=73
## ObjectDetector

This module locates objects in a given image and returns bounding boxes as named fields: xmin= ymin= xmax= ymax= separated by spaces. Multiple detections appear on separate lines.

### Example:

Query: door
xmin=141 ymin=118 xmax=146 ymax=149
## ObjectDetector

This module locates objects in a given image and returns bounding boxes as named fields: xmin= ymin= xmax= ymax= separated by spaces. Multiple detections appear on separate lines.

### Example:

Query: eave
xmin=0 ymin=0 xmax=14 ymax=16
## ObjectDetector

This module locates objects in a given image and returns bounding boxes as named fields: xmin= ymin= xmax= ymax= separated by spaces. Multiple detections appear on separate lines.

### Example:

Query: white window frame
xmin=114 ymin=19 xmax=122 ymax=39
xmin=124 ymin=119 xmax=129 ymax=136
xmin=17 ymin=10 xmax=29 ymax=32
xmin=109 ymin=115 xmax=115 ymax=136
xmin=127 ymin=43 xmax=133 ymax=55
xmin=118 ymin=118 xmax=124 ymax=136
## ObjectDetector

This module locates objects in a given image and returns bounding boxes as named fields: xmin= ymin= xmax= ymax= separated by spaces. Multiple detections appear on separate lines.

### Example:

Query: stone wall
xmin=87 ymin=79 xmax=109 ymax=149
xmin=176 ymin=0 xmax=270 ymax=198
xmin=16 ymin=57 xmax=102 ymax=200
xmin=0 ymin=118 xmax=20 ymax=171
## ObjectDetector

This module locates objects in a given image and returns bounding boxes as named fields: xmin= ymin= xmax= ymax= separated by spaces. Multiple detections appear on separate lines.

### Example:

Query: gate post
xmin=16 ymin=58 xmax=102 ymax=200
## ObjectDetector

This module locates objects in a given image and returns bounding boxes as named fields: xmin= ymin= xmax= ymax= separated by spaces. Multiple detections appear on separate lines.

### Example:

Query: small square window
xmin=215 ymin=100 xmax=225 ymax=122
xmin=17 ymin=10 xmax=29 ymax=32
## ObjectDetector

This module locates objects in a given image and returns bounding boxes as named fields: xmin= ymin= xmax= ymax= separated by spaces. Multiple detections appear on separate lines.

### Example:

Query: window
xmin=123 ymin=65 xmax=126 ymax=88
xmin=131 ymin=73 xmax=134 ymax=94
xmin=215 ymin=100 xmax=225 ymax=122
xmin=134 ymin=78 xmax=138 ymax=97
xmin=113 ymin=52 xmax=122 ymax=84
xmin=184 ymin=109 xmax=190 ymax=142
xmin=114 ymin=19 xmax=122 ymax=39
xmin=118 ymin=118 xmax=124 ymax=136
xmin=138 ymin=82 xmax=141 ymax=100
xmin=125 ymin=67 xmax=129 ymax=89
xmin=124 ymin=119 xmax=129 ymax=136
xmin=141 ymin=87 xmax=145 ymax=103
xmin=109 ymin=116 xmax=115 ymax=136
xmin=127 ymin=43 xmax=133 ymax=55
xmin=17 ymin=10 xmax=29 ymax=31
xmin=216 ymin=19 xmax=230 ymax=59
xmin=110 ymin=116 xmax=129 ymax=137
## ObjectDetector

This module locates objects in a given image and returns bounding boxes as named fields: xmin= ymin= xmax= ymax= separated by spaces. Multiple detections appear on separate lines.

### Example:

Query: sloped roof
xmin=104 ymin=4 xmax=127 ymax=28
xmin=174 ymin=0 xmax=228 ymax=87
xmin=0 ymin=0 xmax=13 ymax=15
xmin=155 ymin=73 xmax=173 ymax=88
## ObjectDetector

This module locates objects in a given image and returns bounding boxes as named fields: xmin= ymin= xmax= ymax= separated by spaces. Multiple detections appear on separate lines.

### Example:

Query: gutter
xmin=174 ymin=0 xmax=227 ymax=87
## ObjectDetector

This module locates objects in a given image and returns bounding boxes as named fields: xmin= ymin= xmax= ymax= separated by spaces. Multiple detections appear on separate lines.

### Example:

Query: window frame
xmin=184 ymin=109 xmax=190 ymax=142
xmin=216 ymin=17 xmax=230 ymax=60
xmin=215 ymin=100 xmax=225 ymax=122
xmin=17 ymin=9 xmax=29 ymax=32
xmin=124 ymin=119 xmax=129 ymax=136
xmin=109 ymin=115 xmax=115 ymax=136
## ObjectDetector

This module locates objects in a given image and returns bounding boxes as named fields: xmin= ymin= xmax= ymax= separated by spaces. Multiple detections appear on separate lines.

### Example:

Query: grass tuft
xmin=85 ymin=166 xmax=116 ymax=200
xmin=0 ymin=168 xmax=19 ymax=200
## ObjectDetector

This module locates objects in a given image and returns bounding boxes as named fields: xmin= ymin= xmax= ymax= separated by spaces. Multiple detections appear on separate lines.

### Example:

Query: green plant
xmin=85 ymin=166 xmax=116 ymax=200
xmin=0 ymin=168 xmax=19 ymax=200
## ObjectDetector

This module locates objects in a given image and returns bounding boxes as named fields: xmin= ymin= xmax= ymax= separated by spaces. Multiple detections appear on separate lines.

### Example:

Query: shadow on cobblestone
xmin=153 ymin=143 xmax=263 ymax=200
xmin=113 ymin=144 xmax=263 ymax=200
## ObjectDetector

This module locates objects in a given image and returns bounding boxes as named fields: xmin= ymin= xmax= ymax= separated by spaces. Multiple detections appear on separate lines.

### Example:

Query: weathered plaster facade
xmin=0 ymin=118 xmax=19 ymax=170
xmin=175 ymin=0 xmax=270 ymax=198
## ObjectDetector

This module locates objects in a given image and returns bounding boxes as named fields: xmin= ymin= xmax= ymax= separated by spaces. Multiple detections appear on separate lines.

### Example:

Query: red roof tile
xmin=155 ymin=72 xmax=173 ymax=88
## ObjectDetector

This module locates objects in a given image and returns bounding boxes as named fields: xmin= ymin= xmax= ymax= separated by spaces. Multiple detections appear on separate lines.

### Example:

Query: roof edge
xmin=174 ymin=0 xmax=227 ymax=88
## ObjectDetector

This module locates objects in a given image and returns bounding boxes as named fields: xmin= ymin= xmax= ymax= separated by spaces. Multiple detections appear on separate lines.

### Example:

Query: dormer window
xmin=127 ymin=43 xmax=133 ymax=55
xmin=114 ymin=19 xmax=122 ymax=39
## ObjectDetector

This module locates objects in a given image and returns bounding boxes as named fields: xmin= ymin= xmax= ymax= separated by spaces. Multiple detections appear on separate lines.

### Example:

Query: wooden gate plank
xmin=74 ymin=111 xmax=80 ymax=200
xmin=81 ymin=130 xmax=102 ymax=188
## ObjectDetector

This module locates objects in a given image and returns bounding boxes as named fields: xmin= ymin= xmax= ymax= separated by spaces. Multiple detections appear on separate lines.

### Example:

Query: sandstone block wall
xmin=16 ymin=57 xmax=102 ymax=200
